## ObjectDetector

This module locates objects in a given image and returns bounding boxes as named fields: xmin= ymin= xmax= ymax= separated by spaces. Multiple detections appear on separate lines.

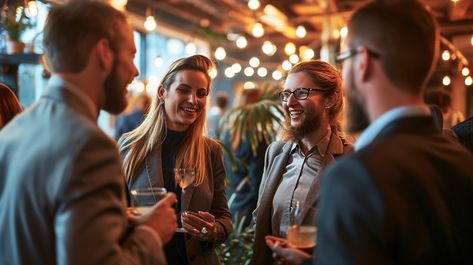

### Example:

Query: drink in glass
xmin=130 ymin=187 xmax=167 ymax=215
xmin=287 ymin=225 xmax=317 ymax=255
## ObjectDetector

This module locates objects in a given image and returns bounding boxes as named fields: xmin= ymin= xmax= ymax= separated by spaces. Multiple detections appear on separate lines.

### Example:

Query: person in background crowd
xmin=269 ymin=1 xmax=473 ymax=265
xmin=115 ymin=92 xmax=151 ymax=139
xmin=0 ymin=82 xmax=22 ymax=129
xmin=222 ymin=87 xmax=268 ymax=227
xmin=0 ymin=2 xmax=176 ymax=264
xmin=452 ymin=116 xmax=473 ymax=153
xmin=118 ymin=55 xmax=232 ymax=265
xmin=424 ymin=89 xmax=464 ymax=129
xmin=253 ymin=60 xmax=353 ymax=265
xmin=207 ymin=91 xmax=229 ymax=139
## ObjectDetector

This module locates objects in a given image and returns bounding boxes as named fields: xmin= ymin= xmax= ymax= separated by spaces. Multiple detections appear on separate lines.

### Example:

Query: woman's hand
xmin=182 ymin=211 xmax=217 ymax=242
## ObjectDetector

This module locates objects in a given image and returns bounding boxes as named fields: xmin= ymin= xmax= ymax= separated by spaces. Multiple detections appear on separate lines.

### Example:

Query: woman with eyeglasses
xmin=118 ymin=55 xmax=232 ymax=265
xmin=252 ymin=60 xmax=353 ymax=265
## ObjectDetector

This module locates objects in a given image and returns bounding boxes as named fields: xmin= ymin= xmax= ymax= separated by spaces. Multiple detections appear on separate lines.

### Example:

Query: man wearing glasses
xmin=311 ymin=1 xmax=473 ymax=265
xmin=252 ymin=60 xmax=352 ymax=265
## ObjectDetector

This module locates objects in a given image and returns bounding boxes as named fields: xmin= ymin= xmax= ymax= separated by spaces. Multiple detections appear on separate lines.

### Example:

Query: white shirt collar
xmin=355 ymin=105 xmax=430 ymax=151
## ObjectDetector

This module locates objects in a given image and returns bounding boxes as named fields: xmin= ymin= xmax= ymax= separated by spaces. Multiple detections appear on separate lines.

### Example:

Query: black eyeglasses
xmin=335 ymin=48 xmax=380 ymax=64
xmin=279 ymin=88 xmax=326 ymax=102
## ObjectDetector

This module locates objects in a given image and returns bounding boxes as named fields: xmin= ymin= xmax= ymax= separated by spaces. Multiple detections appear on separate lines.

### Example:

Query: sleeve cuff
xmin=135 ymin=225 xmax=163 ymax=248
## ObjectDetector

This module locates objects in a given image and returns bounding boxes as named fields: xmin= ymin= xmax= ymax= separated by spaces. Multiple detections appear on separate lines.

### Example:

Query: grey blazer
xmin=119 ymin=137 xmax=232 ymax=265
xmin=252 ymin=132 xmax=352 ymax=265
xmin=0 ymin=81 xmax=165 ymax=265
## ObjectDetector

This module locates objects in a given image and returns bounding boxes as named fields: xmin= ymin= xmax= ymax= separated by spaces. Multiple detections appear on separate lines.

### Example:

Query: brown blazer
xmin=120 ymin=137 xmax=232 ymax=265
xmin=252 ymin=132 xmax=352 ymax=265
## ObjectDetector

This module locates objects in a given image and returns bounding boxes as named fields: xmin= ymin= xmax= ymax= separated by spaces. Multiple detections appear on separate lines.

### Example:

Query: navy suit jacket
xmin=311 ymin=116 xmax=473 ymax=265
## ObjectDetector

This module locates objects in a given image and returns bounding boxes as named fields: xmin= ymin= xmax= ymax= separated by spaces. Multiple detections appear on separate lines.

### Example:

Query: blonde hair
xmin=120 ymin=55 xmax=214 ymax=186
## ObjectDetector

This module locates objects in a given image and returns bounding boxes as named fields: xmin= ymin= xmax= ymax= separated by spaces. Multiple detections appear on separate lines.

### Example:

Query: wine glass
xmin=174 ymin=167 xmax=196 ymax=232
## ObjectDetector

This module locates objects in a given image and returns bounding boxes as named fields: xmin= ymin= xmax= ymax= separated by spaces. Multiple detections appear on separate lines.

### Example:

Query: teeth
xmin=290 ymin=110 xmax=303 ymax=117
xmin=183 ymin=107 xmax=197 ymax=112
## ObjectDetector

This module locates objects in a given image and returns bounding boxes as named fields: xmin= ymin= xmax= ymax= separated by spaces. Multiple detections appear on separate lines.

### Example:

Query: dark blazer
xmin=0 ymin=83 xmax=165 ymax=265
xmin=119 ymin=137 xmax=232 ymax=265
xmin=252 ymin=132 xmax=353 ymax=265
xmin=313 ymin=116 xmax=473 ymax=265
xmin=452 ymin=116 xmax=473 ymax=153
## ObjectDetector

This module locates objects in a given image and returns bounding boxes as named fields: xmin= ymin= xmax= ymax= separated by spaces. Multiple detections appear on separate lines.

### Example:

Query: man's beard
xmin=345 ymin=65 xmax=370 ymax=133
xmin=281 ymin=109 xmax=321 ymax=142
xmin=103 ymin=60 xmax=127 ymax=114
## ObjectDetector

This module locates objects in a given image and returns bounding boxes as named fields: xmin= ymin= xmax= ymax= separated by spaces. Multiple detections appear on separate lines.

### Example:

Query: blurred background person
xmin=118 ymin=55 xmax=232 ymax=265
xmin=0 ymin=82 xmax=22 ymax=130
xmin=424 ymin=89 xmax=464 ymax=129
xmin=253 ymin=60 xmax=353 ymax=265
xmin=207 ymin=91 xmax=229 ymax=139
xmin=115 ymin=92 xmax=151 ymax=139
xmin=222 ymin=87 xmax=268 ymax=227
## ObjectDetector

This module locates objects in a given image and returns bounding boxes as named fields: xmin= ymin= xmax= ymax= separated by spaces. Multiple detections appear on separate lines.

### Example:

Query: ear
xmin=356 ymin=46 xmax=372 ymax=82
xmin=95 ymin=38 xmax=114 ymax=72
xmin=324 ymin=91 xmax=338 ymax=110
xmin=157 ymin=85 xmax=166 ymax=99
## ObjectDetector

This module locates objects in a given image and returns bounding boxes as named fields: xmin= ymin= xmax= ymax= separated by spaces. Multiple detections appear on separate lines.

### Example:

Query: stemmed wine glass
xmin=174 ymin=167 xmax=196 ymax=232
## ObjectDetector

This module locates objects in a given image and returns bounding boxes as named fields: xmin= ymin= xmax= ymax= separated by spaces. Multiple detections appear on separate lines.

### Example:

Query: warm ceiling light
xmin=462 ymin=67 xmax=470 ymax=77
xmin=209 ymin=68 xmax=218 ymax=79
xmin=248 ymin=0 xmax=260 ymax=10
xmin=442 ymin=50 xmax=450 ymax=61
xmin=214 ymin=47 xmax=226 ymax=60
xmin=471 ymin=35 xmax=473 ymax=46
xmin=272 ymin=70 xmax=282 ymax=81
xmin=236 ymin=36 xmax=248 ymax=49
xmin=296 ymin=25 xmax=307 ymax=38
xmin=185 ymin=42 xmax=197 ymax=54
xmin=232 ymin=63 xmax=242 ymax=73
xmin=303 ymin=48 xmax=315 ymax=60
xmin=110 ymin=0 xmax=128 ymax=10
xmin=144 ymin=8 xmax=157 ymax=31
xmin=244 ymin=81 xmax=256 ymax=89
xmin=249 ymin=57 xmax=260 ymax=67
xmin=244 ymin=67 xmax=255 ymax=77
xmin=332 ymin=29 xmax=340 ymax=39
xmin=262 ymin=4 xmax=288 ymax=32
xmin=262 ymin=41 xmax=277 ymax=56
xmin=289 ymin=54 xmax=300 ymax=64
xmin=224 ymin=67 xmax=235 ymax=78
xmin=282 ymin=60 xmax=292 ymax=71
xmin=257 ymin=67 xmax=268 ymax=77
xmin=465 ymin=76 xmax=473 ymax=86
xmin=252 ymin=23 xmax=264 ymax=38
xmin=442 ymin=75 xmax=451 ymax=86
xmin=285 ymin=42 xmax=296 ymax=55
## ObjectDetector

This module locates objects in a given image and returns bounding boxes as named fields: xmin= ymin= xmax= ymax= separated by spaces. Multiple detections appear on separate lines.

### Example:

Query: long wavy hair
xmin=120 ymin=55 xmax=214 ymax=186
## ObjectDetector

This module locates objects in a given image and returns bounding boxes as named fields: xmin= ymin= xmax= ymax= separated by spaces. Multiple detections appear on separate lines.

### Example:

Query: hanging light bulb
xmin=289 ymin=54 xmax=300 ymax=64
xmin=144 ymin=8 xmax=157 ymax=32
xmin=236 ymin=36 xmax=248 ymax=49
xmin=442 ymin=50 xmax=450 ymax=61
xmin=465 ymin=76 xmax=473 ymax=86
xmin=262 ymin=41 xmax=276 ymax=56
xmin=340 ymin=26 xmax=348 ymax=38
xmin=249 ymin=57 xmax=260 ymax=68
xmin=462 ymin=67 xmax=470 ymax=77
xmin=442 ymin=75 xmax=451 ymax=86
xmin=244 ymin=81 xmax=256 ymax=89
xmin=214 ymin=47 xmax=226 ymax=60
xmin=225 ymin=67 xmax=235 ymax=78
xmin=248 ymin=0 xmax=260 ymax=10
xmin=303 ymin=48 xmax=315 ymax=60
xmin=185 ymin=41 xmax=197 ymax=54
xmin=252 ymin=23 xmax=264 ymax=38
xmin=232 ymin=63 xmax=242 ymax=73
xmin=282 ymin=60 xmax=292 ymax=71
xmin=295 ymin=25 xmax=307 ymax=38
xmin=244 ymin=67 xmax=255 ymax=77
xmin=257 ymin=67 xmax=268 ymax=77
xmin=285 ymin=42 xmax=296 ymax=55
xmin=272 ymin=70 xmax=282 ymax=81
xmin=209 ymin=68 xmax=218 ymax=79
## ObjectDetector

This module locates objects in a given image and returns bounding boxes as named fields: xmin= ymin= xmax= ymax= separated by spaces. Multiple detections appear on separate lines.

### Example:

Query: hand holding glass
xmin=130 ymin=187 xmax=167 ymax=215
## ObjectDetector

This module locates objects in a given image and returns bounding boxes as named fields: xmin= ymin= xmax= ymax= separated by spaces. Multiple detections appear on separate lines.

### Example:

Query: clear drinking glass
xmin=130 ymin=187 xmax=167 ymax=215
xmin=174 ymin=167 xmax=196 ymax=232
xmin=287 ymin=225 xmax=317 ymax=255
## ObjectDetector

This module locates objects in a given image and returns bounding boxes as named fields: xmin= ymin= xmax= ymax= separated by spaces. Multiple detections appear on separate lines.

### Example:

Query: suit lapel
xmin=145 ymin=147 xmax=165 ymax=188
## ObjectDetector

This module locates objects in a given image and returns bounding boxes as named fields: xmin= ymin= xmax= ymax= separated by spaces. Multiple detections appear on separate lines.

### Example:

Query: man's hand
xmin=140 ymin=193 xmax=177 ymax=244
xmin=266 ymin=235 xmax=312 ymax=265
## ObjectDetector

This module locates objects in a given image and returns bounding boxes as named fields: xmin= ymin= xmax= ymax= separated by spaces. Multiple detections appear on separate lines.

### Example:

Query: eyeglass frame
xmin=335 ymin=48 xmax=380 ymax=64
xmin=278 ymin=87 xmax=327 ymax=102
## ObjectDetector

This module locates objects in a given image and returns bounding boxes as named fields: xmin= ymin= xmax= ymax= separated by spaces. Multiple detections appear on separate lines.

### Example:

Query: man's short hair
xmin=43 ymin=1 xmax=127 ymax=73
xmin=215 ymin=92 xmax=229 ymax=109
xmin=348 ymin=0 xmax=439 ymax=94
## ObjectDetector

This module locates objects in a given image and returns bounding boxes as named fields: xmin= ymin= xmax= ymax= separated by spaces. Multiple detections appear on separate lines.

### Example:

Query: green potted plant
xmin=1 ymin=6 xmax=32 ymax=53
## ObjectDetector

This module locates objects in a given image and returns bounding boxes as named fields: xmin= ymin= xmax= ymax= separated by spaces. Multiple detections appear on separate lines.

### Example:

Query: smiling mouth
xmin=289 ymin=109 xmax=303 ymax=118
xmin=182 ymin=106 xmax=199 ymax=115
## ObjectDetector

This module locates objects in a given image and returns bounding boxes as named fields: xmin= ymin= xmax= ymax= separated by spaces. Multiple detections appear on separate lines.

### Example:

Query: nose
xmin=188 ymin=91 xmax=198 ymax=104
xmin=286 ymin=93 xmax=298 ymax=105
